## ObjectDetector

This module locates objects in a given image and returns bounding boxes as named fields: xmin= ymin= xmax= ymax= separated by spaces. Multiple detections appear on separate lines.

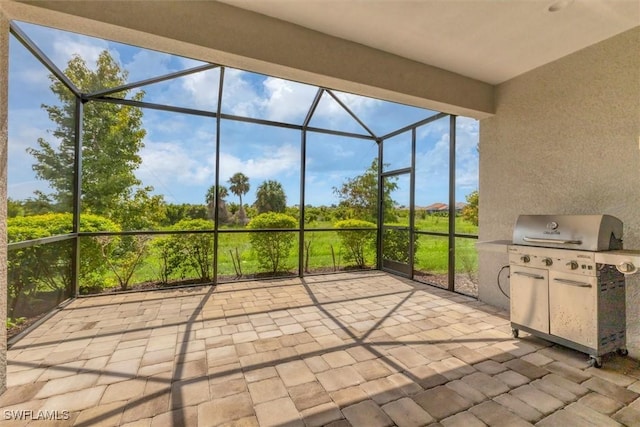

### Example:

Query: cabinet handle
xmin=513 ymin=271 xmax=545 ymax=280
xmin=553 ymin=278 xmax=592 ymax=288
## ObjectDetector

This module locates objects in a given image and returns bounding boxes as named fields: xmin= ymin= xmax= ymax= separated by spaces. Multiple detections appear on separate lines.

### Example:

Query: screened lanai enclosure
xmin=6 ymin=21 xmax=479 ymax=338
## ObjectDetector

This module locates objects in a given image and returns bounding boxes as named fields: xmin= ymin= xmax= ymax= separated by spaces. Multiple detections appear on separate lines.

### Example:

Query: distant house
xmin=422 ymin=202 xmax=467 ymax=214
xmin=424 ymin=202 xmax=448 ymax=214
xmin=455 ymin=202 xmax=467 ymax=212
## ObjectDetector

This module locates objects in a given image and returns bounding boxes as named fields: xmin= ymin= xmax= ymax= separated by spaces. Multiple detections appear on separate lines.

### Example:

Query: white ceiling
xmin=220 ymin=0 xmax=639 ymax=84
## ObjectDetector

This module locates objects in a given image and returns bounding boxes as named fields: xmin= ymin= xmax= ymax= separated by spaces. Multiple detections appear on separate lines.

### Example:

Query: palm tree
xmin=228 ymin=172 xmax=250 ymax=221
xmin=228 ymin=173 xmax=250 ymax=206
xmin=255 ymin=180 xmax=287 ymax=213
xmin=205 ymin=185 xmax=228 ymax=205
xmin=205 ymin=185 xmax=229 ymax=223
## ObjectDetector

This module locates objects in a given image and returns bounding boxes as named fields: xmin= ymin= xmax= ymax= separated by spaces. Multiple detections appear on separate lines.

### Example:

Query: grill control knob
xmin=520 ymin=255 xmax=530 ymax=263
xmin=567 ymin=261 xmax=579 ymax=270
xmin=542 ymin=258 xmax=553 ymax=266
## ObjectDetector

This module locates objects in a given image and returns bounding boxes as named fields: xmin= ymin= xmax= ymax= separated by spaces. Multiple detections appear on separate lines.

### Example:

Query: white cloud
xmin=414 ymin=117 xmax=479 ymax=201
xmin=220 ymin=68 xmax=260 ymax=117
xmin=51 ymin=34 xmax=120 ymax=73
xmin=217 ymin=70 xmax=381 ymax=128
xmin=138 ymin=141 xmax=214 ymax=186
xmin=330 ymin=91 xmax=382 ymax=118
xmin=179 ymin=56 xmax=208 ymax=69
xmin=307 ymin=91 xmax=381 ymax=132
xmin=143 ymin=111 xmax=194 ymax=138
xmin=220 ymin=70 xmax=313 ymax=121
xmin=416 ymin=117 xmax=449 ymax=141
xmin=7 ymin=107 xmax=60 ymax=200
xmin=138 ymin=135 xmax=300 ymax=203
xmin=180 ymin=68 xmax=221 ymax=111
xmin=125 ymin=49 xmax=173 ymax=83
xmin=261 ymin=77 xmax=317 ymax=123
xmin=7 ymin=108 xmax=51 ymax=150
xmin=13 ymin=67 xmax=50 ymax=88
xmin=416 ymin=133 xmax=450 ymax=174
xmin=454 ymin=117 xmax=479 ymax=192
xmin=219 ymin=144 xmax=300 ymax=181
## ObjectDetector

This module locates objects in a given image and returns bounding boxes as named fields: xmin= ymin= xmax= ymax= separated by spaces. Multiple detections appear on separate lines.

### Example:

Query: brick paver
xmin=414 ymin=385 xmax=473 ymax=420
xmin=493 ymin=393 xmax=544 ymax=423
xmin=317 ymin=366 xmax=365 ymax=392
xmin=301 ymin=402 xmax=343 ymax=427
xmin=495 ymin=369 xmax=530 ymax=388
xmin=254 ymin=397 xmax=303 ymax=427
xmin=583 ymin=377 xmax=640 ymax=404
xmin=441 ymin=410 xmax=486 ymax=427
xmin=510 ymin=384 xmax=564 ymax=415
xmin=3 ymin=271 xmax=640 ymax=426
xmin=613 ymin=407 xmax=640 ymax=425
xmin=564 ymin=402 xmax=625 ymax=427
xmin=445 ymin=379 xmax=487 ymax=404
xmin=461 ymin=371 xmax=509 ymax=397
xmin=578 ymin=392 xmax=624 ymax=415
xmin=469 ymin=400 xmax=532 ymax=427
xmin=248 ymin=377 xmax=288 ymax=404
xmin=382 ymin=397 xmax=434 ymax=427
xmin=342 ymin=400 xmax=393 ymax=427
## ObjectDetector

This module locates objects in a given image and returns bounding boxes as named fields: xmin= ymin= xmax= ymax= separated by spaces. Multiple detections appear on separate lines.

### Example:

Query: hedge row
xmin=7 ymin=213 xmax=412 ymax=322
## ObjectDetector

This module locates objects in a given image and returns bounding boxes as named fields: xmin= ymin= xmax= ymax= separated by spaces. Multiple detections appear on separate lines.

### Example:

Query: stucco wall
xmin=0 ymin=10 xmax=9 ymax=395
xmin=478 ymin=27 xmax=640 ymax=355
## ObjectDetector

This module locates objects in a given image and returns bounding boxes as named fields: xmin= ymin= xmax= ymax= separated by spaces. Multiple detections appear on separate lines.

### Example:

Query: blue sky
xmin=8 ymin=21 xmax=479 ymax=208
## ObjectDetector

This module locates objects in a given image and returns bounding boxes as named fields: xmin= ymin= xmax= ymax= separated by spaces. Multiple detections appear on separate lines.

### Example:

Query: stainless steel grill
xmin=509 ymin=214 xmax=629 ymax=367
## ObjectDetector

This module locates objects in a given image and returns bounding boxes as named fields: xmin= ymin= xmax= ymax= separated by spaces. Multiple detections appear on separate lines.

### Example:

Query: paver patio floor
xmin=2 ymin=271 xmax=640 ymax=426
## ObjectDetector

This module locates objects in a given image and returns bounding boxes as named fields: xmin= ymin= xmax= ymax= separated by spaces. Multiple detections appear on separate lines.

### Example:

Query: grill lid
xmin=513 ymin=214 xmax=623 ymax=251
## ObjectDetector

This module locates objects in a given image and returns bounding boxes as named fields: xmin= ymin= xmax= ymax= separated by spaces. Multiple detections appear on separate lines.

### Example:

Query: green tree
xmin=163 ymin=204 xmax=208 ymax=226
xmin=206 ymin=184 xmax=229 ymax=223
xmin=333 ymin=159 xmax=398 ymax=223
xmin=27 ymin=50 xmax=152 ymax=222
xmin=113 ymin=188 xmax=166 ymax=230
xmin=21 ymin=194 xmax=55 ymax=216
xmin=206 ymin=185 xmax=229 ymax=204
xmin=254 ymin=180 xmax=287 ymax=213
xmin=462 ymin=190 xmax=479 ymax=226
xmin=7 ymin=198 xmax=24 ymax=218
xmin=228 ymin=172 xmax=250 ymax=220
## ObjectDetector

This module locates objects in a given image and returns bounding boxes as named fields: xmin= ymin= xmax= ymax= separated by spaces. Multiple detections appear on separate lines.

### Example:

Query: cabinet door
xmin=549 ymin=271 xmax=597 ymax=348
xmin=510 ymin=266 xmax=549 ymax=333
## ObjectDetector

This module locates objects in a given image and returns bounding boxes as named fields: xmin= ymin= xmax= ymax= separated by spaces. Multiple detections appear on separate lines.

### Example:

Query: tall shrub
xmin=382 ymin=226 xmax=419 ymax=264
xmin=7 ymin=213 xmax=120 ymax=317
xmin=79 ymin=214 xmax=122 ymax=293
xmin=334 ymin=219 xmax=376 ymax=268
xmin=96 ymin=234 xmax=151 ymax=291
xmin=153 ymin=219 xmax=215 ymax=283
xmin=247 ymin=212 xmax=297 ymax=273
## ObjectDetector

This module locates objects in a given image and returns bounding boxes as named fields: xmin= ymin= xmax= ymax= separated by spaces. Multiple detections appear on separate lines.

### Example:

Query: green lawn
xmin=7 ymin=215 xmax=479 ymax=330
xmin=97 ymin=215 xmax=478 ymax=292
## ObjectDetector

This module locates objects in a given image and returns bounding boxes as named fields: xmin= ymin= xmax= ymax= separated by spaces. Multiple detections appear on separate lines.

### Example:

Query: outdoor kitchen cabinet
xmin=509 ymin=266 xmax=549 ymax=334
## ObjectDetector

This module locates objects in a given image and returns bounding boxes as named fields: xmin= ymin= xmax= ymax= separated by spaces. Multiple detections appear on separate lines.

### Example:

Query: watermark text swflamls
xmin=4 ymin=410 xmax=70 ymax=421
